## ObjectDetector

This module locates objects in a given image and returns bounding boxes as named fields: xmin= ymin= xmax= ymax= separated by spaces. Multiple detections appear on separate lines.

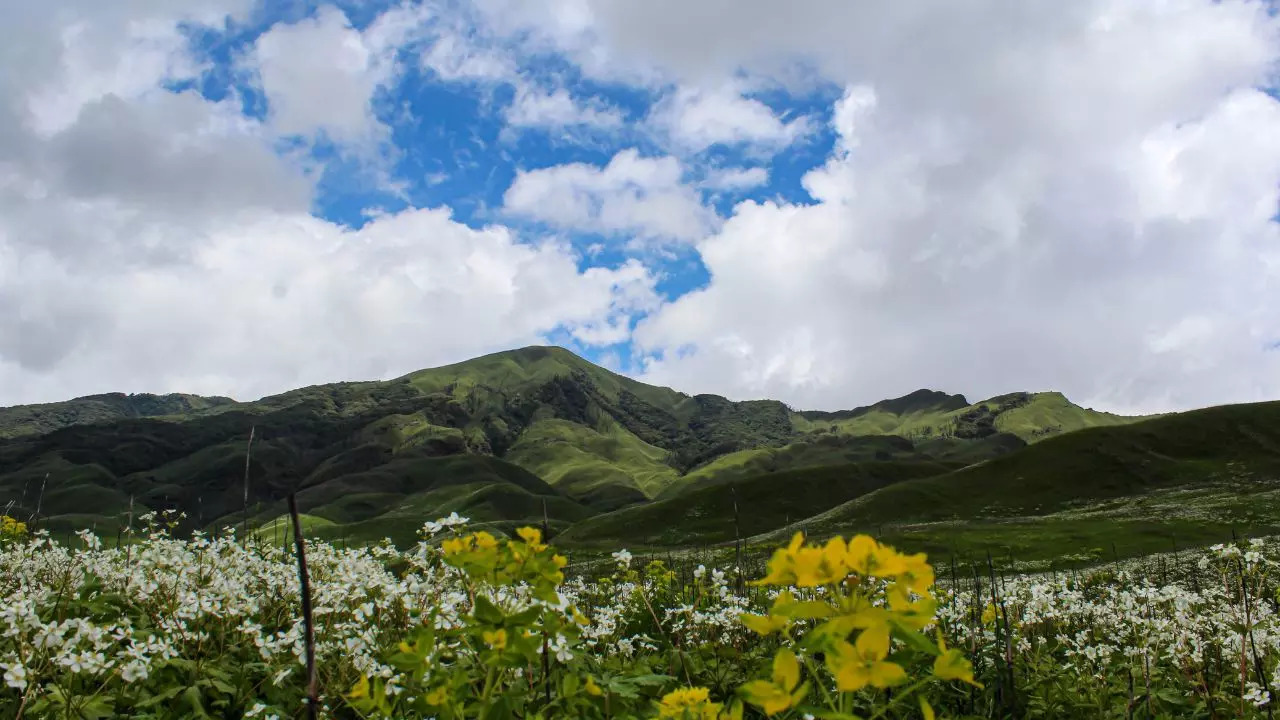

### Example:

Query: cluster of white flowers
xmin=936 ymin=536 xmax=1280 ymax=710
xmin=6 ymin=517 xmax=1280 ymax=716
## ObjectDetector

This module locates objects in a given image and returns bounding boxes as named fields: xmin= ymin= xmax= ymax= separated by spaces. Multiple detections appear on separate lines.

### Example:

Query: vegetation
xmin=0 ymin=345 xmax=1271 ymax=566
xmin=792 ymin=389 xmax=1140 ymax=443
xmin=8 ymin=513 xmax=1280 ymax=719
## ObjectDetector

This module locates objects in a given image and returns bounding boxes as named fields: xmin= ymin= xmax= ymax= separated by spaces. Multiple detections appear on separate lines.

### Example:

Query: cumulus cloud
xmin=7 ymin=0 xmax=1280 ymax=419
xmin=701 ymin=166 xmax=769 ymax=191
xmin=502 ymin=149 xmax=718 ymax=243
xmin=649 ymin=83 xmax=813 ymax=154
xmin=249 ymin=5 xmax=418 ymax=144
xmin=0 ymin=0 xmax=658 ymax=404
xmin=0 ymin=208 xmax=658 ymax=403
xmin=628 ymin=0 xmax=1280 ymax=413
xmin=504 ymin=83 xmax=625 ymax=131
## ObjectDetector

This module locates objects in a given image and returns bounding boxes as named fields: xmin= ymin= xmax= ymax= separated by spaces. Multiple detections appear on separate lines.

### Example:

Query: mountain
xmin=0 ymin=392 xmax=236 ymax=440
xmin=748 ymin=399 xmax=1280 ymax=565
xmin=0 ymin=345 xmax=1144 ymax=547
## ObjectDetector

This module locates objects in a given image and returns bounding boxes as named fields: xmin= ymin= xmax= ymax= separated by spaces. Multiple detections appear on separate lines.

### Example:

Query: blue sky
xmin=167 ymin=0 xmax=847 ymax=375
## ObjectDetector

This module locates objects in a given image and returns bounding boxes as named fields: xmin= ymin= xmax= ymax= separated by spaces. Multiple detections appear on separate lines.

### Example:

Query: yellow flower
xmin=898 ymin=552 xmax=935 ymax=593
xmin=657 ymin=687 xmax=722 ymax=719
xmin=473 ymin=531 xmax=498 ymax=550
xmin=585 ymin=676 xmax=604 ymax=697
xmin=440 ymin=537 xmax=469 ymax=556
xmin=482 ymin=628 xmax=507 ymax=650
xmin=887 ymin=583 xmax=937 ymax=631
xmin=981 ymin=603 xmax=998 ymax=626
xmin=845 ymin=535 xmax=908 ymax=578
xmin=425 ymin=686 xmax=449 ymax=706
xmin=739 ymin=612 xmax=789 ymax=636
xmin=754 ymin=533 xmax=847 ymax=587
xmin=827 ymin=625 xmax=907 ymax=692
xmin=740 ymin=649 xmax=807 ymax=716
xmin=348 ymin=674 xmax=370 ymax=700
xmin=516 ymin=526 xmax=547 ymax=551
xmin=933 ymin=634 xmax=982 ymax=687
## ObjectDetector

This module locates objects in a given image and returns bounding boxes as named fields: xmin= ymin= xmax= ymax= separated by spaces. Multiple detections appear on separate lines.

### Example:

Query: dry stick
xmin=29 ymin=473 xmax=48 ymax=529
xmin=242 ymin=426 xmax=256 ymax=544
xmin=541 ymin=500 xmax=552 ymax=709
xmin=288 ymin=493 xmax=319 ymax=720
xmin=731 ymin=485 xmax=744 ymax=595
xmin=986 ymin=551 xmax=1015 ymax=715
xmin=1235 ymin=552 xmax=1274 ymax=720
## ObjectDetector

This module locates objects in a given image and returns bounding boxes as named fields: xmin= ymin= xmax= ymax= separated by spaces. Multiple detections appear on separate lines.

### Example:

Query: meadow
xmin=2 ymin=511 xmax=1279 ymax=719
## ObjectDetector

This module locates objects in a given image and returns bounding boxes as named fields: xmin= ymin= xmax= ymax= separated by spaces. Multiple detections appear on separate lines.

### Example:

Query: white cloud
xmin=617 ymin=0 xmax=1280 ymax=414
xmin=0 ymin=0 xmax=661 ymax=405
xmin=503 ymin=149 xmax=717 ymax=243
xmin=250 ymin=5 xmax=411 ymax=144
xmin=701 ymin=166 xmax=769 ymax=191
xmin=0 ymin=206 xmax=659 ymax=403
xmin=504 ymin=83 xmax=625 ymax=130
xmin=649 ymin=83 xmax=813 ymax=153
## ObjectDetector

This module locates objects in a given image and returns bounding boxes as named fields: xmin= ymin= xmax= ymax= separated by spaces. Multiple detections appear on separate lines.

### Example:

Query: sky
xmin=3 ymin=0 xmax=1280 ymax=414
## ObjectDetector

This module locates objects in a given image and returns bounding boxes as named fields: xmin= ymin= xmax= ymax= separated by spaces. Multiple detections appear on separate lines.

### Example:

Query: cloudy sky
xmin=3 ymin=0 xmax=1280 ymax=414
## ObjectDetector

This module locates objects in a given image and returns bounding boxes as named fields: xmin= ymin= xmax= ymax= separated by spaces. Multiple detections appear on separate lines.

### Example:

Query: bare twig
xmin=288 ymin=493 xmax=318 ymax=720
xmin=242 ymin=426 xmax=255 ymax=544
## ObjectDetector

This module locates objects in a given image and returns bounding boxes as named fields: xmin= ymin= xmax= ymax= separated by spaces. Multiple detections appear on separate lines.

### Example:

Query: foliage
xmin=8 ymin=513 xmax=1280 ymax=718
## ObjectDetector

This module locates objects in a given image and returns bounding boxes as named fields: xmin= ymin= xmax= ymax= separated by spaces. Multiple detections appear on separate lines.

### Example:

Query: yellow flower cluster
xmin=755 ymin=532 xmax=933 ymax=588
xmin=656 ymin=686 xmax=740 ymax=720
xmin=0 ymin=515 xmax=26 ymax=541
xmin=440 ymin=527 xmax=567 ymax=596
xmin=737 ymin=532 xmax=979 ymax=717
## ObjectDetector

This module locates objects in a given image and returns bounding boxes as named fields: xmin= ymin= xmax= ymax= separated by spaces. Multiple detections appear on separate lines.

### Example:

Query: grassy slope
xmin=756 ymin=400 xmax=1280 ymax=564
xmin=504 ymin=418 xmax=678 ymax=507
xmin=403 ymin=346 xmax=686 ymax=411
xmin=0 ymin=393 xmax=237 ymax=439
xmin=793 ymin=390 xmax=1143 ymax=443
xmin=250 ymin=454 xmax=595 ymax=546
xmin=557 ymin=460 xmax=958 ymax=549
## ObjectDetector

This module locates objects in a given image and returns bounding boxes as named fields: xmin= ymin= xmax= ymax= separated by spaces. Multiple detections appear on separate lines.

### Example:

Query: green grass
xmin=556 ymin=460 xmax=955 ymax=549
xmin=792 ymin=390 xmax=1145 ymax=443
xmin=504 ymin=418 xmax=678 ymax=506
xmin=748 ymin=400 xmax=1280 ymax=562
xmin=0 ymin=392 xmax=236 ymax=439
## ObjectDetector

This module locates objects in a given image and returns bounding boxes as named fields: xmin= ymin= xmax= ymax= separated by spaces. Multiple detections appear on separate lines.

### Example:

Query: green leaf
xmin=483 ymin=696 xmax=514 ymax=720
xmin=778 ymin=600 xmax=837 ymax=619
xmin=508 ymin=605 xmax=543 ymax=627
xmin=473 ymin=594 xmax=506 ymax=625
xmin=887 ymin=619 xmax=941 ymax=656
xmin=182 ymin=686 xmax=212 ymax=719
xmin=796 ymin=706 xmax=866 ymax=720
xmin=135 ymin=686 xmax=185 ymax=709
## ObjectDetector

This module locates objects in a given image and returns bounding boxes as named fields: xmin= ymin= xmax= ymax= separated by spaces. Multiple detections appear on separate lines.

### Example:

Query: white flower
xmin=693 ymin=565 xmax=706 ymax=580
xmin=611 ymin=549 xmax=633 ymax=570
xmin=2 ymin=660 xmax=27 ymax=691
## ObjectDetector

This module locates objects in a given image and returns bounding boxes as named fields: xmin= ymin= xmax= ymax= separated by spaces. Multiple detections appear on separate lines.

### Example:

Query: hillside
xmin=0 ymin=345 xmax=1142 ymax=546
xmin=754 ymin=399 xmax=1280 ymax=564
xmin=557 ymin=460 xmax=960 ymax=549
xmin=792 ymin=389 xmax=1135 ymax=443
xmin=0 ymin=392 xmax=236 ymax=439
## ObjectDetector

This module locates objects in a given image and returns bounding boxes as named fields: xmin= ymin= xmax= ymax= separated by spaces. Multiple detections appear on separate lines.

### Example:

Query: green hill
xmin=0 ymin=392 xmax=236 ymax=440
xmin=792 ymin=390 xmax=1136 ymax=443
xmin=756 ymin=400 xmax=1280 ymax=564
xmin=0 ymin=345 xmax=1150 ymax=548
xmin=656 ymin=432 xmax=1023 ymax=500
xmin=557 ymin=460 xmax=958 ymax=549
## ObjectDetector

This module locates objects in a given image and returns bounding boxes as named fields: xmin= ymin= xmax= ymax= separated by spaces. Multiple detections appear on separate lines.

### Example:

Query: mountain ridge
xmin=0 ymin=345 xmax=1150 ymax=547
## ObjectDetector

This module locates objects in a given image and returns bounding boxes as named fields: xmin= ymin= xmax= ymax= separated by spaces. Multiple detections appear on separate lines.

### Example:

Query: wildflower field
xmin=2 ymin=511 xmax=1279 ymax=719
